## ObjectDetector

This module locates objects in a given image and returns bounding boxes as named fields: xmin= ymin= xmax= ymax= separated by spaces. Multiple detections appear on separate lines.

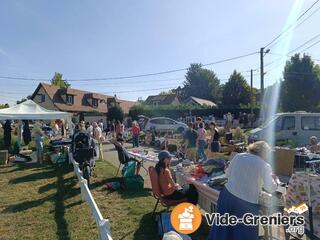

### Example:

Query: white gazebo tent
xmin=0 ymin=100 xmax=71 ymax=120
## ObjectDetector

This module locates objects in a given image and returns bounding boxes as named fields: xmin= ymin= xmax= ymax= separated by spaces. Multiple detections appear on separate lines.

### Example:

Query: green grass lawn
xmin=0 ymin=160 xmax=209 ymax=240
xmin=0 ymin=162 xmax=98 ymax=240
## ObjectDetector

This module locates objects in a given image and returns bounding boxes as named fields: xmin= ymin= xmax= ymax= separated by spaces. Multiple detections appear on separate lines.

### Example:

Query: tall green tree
xmin=281 ymin=54 xmax=320 ymax=111
xmin=107 ymin=104 xmax=124 ymax=122
xmin=221 ymin=70 xmax=251 ymax=108
xmin=51 ymin=72 xmax=70 ymax=88
xmin=183 ymin=64 xmax=221 ymax=101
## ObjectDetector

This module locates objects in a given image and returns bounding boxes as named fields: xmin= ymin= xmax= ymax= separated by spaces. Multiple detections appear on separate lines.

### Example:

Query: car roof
xmin=276 ymin=112 xmax=320 ymax=116
xmin=149 ymin=117 xmax=172 ymax=120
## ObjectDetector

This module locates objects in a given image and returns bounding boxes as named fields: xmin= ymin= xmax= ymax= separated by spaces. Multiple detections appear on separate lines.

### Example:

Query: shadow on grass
xmin=132 ymin=212 xmax=161 ymax=240
xmin=91 ymin=176 xmax=152 ymax=199
xmin=9 ymin=169 xmax=57 ymax=184
xmin=2 ymin=163 xmax=82 ymax=240
xmin=9 ymin=163 xmax=73 ymax=184
xmin=54 ymin=166 xmax=70 ymax=240
xmin=0 ymin=162 xmax=52 ymax=174
xmin=38 ymin=176 xmax=76 ymax=194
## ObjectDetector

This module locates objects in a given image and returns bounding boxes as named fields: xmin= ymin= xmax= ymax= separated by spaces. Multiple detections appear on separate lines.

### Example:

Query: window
xmin=66 ymin=95 xmax=74 ymax=104
xmin=38 ymin=94 xmax=45 ymax=103
xmin=164 ymin=119 xmax=175 ymax=125
xmin=282 ymin=116 xmax=295 ymax=130
xmin=301 ymin=116 xmax=320 ymax=130
xmin=92 ymin=98 xmax=98 ymax=107
xmin=150 ymin=119 xmax=165 ymax=124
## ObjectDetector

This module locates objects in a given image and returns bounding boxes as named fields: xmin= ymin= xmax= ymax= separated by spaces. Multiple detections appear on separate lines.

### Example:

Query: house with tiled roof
xmin=185 ymin=96 xmax=217 ymax=108
xmin=144 ymin=94 xmax=180 ymax=106
xmin=31 ymin=83 xmax=136 ymax=119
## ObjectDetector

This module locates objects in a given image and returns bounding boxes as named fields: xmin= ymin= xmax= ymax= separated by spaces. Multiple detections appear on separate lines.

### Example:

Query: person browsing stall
xmin=156 ymin=150 xmax=198 ymax=205
xmin=131 ymin=121 xmax=140 ymax=147
xmin=115 ymin=120 xmax=125 ymax=138
xmin=208 ymin=141 xmax=278 ymax=240
xmin=309 ymin=136 xmax=320 ymax=153
xmin=33 ymin=123 xmax=44 ymax=164
xmin=183 ymin=122 xmax=198 ymax=161
xmin=197 ymin=122 xmax=207 ymax=161
xmin=207 ymin=122 xmax=221 ymax=159
xmin=92 ymin=122 xmax=102 ymax=141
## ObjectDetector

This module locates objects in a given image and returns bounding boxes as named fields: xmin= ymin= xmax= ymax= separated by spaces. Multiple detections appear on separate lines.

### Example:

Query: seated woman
xmin=208 ymin=141 xmax=278 ymax=240
xmin=113 ymin=136 xmax=141 ymax=175
xmin=155 ymin=150 xmax=198 ymax=205
xmin=309 ymin=136 xmax=320 ymax=153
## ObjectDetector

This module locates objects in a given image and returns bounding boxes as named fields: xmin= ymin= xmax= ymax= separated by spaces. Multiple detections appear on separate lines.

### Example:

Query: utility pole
xmin=250 ymin=69 xmax=253 ymax=114
xmin=260 ymin=47 xmax=269 ymax=122
xmin=260 ymin=47 xmax=265 ymax=100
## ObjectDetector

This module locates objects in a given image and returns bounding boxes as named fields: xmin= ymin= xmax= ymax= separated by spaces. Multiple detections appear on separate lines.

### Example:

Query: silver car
xmin=145 ymin=117 xmax=188 ymax=133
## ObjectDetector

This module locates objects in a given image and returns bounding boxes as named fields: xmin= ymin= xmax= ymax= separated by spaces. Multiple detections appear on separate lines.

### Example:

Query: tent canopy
xmin=0 ymin=100 xmax=71 ymax=120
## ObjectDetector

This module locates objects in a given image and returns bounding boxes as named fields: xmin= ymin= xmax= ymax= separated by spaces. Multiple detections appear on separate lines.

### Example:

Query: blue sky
xmin=0 ymin=0 xmax=320 ymax=105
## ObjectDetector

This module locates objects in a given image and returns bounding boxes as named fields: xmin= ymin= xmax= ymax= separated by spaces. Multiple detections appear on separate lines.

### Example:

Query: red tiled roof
xmin=31 ymin=83 xmax=136 ymax=114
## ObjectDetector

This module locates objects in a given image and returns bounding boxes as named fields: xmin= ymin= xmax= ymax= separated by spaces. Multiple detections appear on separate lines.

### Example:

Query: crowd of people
xmin=183 ymin=117 xmax=221 ymax=162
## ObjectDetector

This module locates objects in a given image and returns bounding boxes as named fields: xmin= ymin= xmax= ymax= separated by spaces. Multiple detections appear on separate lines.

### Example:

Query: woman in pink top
xmin=197 ymin=122 xmax=207 ymax=161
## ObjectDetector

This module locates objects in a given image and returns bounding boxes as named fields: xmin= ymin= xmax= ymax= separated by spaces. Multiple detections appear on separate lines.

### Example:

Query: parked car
xmin=145 ymin=117 xmax=188 ymax=133
xmin=137 ymin=115 xmax=149 ymax=129
xmin=249 ymin=111 xmax=320 ymax=146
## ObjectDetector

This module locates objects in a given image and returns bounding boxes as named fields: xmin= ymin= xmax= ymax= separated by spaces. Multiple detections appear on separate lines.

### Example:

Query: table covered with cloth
xmin=175 ymin=169 xmax=288 ymax=240
xmin=285 ymin=173 xmax=320 ymax=239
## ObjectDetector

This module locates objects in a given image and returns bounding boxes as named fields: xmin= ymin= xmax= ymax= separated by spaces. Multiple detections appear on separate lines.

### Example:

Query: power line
xmin=288 ymin=32 xmax=320 ymax=54
xmin=75 ymin=77 xmax=184 ymax=86
xmin=101 ymin=86 xmax=179 ymax=94
xmin=264 ymin=0 xmax=320 ymax=49
xmin=301 ymin=38 xmax=320 ymax=52
xmin=0 ymin=51 xmax=258 ymax=82
xmin=268 ymin=8 xmax=320 ymax=50
xmin=264 ymin=34 xmax=320 ymax=72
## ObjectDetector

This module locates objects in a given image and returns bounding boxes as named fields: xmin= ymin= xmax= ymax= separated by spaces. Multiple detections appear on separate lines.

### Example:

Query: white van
xmin=249 ymin=112 xmax=320 ymax=146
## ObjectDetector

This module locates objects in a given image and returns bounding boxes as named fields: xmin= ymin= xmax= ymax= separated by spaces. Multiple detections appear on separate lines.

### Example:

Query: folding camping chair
xmin=148 ymin=166 xmax=187 ymax=217
xmin=113 ymin=143 xmax=146 ymax=176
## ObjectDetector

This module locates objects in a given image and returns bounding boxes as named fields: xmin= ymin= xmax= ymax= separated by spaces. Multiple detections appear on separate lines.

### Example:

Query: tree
xmin=159 ymin=89 xmax=176 ymax=95
xmin=221 ymin=70 xmax=251 ymax=108
xmin=183 ymin=64 xmax=221 ymax=101
xmin=17 ymin=98 xmax=27 ymax=104
xmin=281 ymin=54 xmax=320 ymax=111
xmin=0 ymin=103 xmax=9 ymax=109
xmin=16 ymin=95 xmax=31 ymax=104
xmin=107 ymin=104 xmax=124 ymax=122
xmin=51 ymin=72 xmax=70 ymax=88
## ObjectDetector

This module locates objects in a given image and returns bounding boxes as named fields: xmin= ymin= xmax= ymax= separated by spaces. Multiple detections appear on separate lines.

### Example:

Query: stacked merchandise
xmin=286 ymin=173 xmax=320 ymax=238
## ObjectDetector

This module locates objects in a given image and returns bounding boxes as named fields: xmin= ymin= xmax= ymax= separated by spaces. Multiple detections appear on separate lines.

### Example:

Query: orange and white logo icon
xmin=170 ymin=202 xmax=202 ymax=234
